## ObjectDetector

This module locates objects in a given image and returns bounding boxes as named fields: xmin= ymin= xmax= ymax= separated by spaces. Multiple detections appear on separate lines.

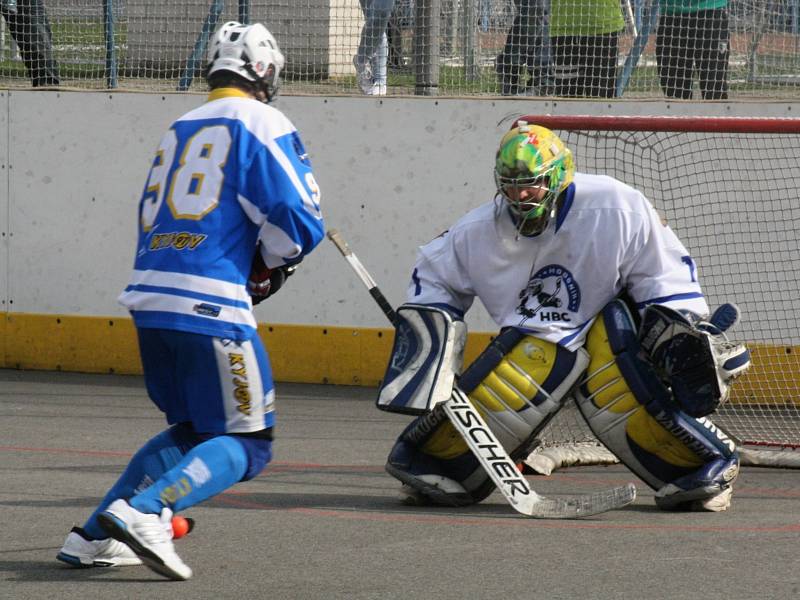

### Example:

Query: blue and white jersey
xmin=119 ymin=88 xmax=324 ymax=340
xmin=407 ymin=172 xmax=709 ymax=351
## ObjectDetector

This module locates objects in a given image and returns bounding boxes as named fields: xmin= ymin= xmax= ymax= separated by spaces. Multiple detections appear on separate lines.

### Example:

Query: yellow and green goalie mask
xmin=494 ymin=124 xmax=575 ymax=236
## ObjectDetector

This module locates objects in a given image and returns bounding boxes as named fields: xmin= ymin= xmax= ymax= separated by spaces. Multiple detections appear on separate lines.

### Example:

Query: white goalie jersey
xmin=407 ymin=172 xmax=709 ymax=352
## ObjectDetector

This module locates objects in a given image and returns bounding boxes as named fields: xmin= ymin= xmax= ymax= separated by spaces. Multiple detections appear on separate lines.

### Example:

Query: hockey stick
xmin=327 ymin=228 xmax=637 ymax=518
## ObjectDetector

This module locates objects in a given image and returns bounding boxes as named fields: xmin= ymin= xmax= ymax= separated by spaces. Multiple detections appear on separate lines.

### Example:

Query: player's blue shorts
xmin=136 ymin=328 xmax=275 ymax=434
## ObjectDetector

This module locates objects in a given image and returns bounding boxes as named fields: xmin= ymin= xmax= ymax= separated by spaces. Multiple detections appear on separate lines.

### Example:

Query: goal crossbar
xmin=517 ymin=115 xmax=800 ymax=134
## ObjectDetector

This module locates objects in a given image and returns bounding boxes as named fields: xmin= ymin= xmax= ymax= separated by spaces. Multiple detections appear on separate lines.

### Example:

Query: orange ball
xmin=171 ymin=515 xmax=191 ymax=539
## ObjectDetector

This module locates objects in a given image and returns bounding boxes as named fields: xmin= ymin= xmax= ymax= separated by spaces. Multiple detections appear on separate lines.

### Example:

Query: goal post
xmin=513 ymin=115 xmax=800 ymax=470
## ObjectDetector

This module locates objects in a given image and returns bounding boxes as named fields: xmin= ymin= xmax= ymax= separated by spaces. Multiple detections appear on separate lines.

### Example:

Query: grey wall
xmin=2 ymin=89 xmax=799 ymax=342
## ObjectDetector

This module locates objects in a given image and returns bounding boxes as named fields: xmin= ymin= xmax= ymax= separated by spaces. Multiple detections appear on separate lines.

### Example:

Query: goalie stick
xmin=327 ymin=228 xmax=637 ymax=518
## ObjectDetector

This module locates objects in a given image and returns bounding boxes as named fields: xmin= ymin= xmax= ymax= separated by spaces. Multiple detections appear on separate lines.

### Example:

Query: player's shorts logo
xmin=516 ymin=264 xmax=580 ymax=325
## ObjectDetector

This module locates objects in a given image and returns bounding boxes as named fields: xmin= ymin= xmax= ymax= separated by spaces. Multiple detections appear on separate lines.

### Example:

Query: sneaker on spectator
xmin=353 ymin=56 xmax=375 ymax=95
xmin=56 ymin=526 xmax=143 ymax=568
xmin=98 ymin=499 xmax=192 ymax=581
xmin=367 ymin=82 xmax=387 ymax=96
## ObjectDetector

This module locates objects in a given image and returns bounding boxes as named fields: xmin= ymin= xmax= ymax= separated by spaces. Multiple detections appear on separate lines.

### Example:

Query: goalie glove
xmin=247 ymin=249 xmax=301 ymax=306
xmin=638 ymin=303 xmax=751 ymax=418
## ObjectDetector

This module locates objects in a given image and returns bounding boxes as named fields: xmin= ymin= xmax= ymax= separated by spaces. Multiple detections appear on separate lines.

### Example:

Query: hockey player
xmin=56 ymin=22 xmax=324 ymax=580
xmin=381 ymin=122 xmax=750 ymax=513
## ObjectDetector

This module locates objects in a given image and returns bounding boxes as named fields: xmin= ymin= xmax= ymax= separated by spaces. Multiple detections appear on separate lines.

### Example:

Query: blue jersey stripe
xmin=636 ymin=292 xmax=705 ymax=309
xmin=126 ymin=283 xmax=250 ymax=310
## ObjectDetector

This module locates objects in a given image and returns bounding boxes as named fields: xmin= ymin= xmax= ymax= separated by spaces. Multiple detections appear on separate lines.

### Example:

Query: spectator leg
xmin=356 ymin=0 xmax=395 ymax=68
xmin=520 ymin=0 xmax=552 ymax=93
xmin=698 ymin=8 xmax=729 ymax=100
xmin=586 ymin=32 xmax=619 ymax=98
xmin=496 ymin=0 xmax=525 ymax=95
xmin=3 ymin=0 xmax=60 ymax=86
xmin=551 ymin=35 xmax=581 ymax=97
xmin=387 ymin=8 xmax=404 ymax=68
xmin=656 ymin=12 xmax=693 ymax=99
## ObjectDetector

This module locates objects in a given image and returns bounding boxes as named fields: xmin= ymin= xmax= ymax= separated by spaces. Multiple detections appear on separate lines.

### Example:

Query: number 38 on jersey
xmin=139 ymin=124 xmax=321 ymax=231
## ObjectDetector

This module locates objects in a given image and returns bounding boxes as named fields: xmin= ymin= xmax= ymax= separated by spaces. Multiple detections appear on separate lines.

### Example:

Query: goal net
xmin=518 ymin=115 xmax=800 ymax=472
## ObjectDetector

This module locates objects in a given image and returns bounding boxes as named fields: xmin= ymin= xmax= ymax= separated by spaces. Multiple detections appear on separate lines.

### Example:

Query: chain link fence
xmin=2 ymin=0 xmax=800 ymax=98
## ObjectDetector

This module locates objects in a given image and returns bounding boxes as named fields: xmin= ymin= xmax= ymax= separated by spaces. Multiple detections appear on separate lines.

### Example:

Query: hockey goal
xmin=518 ymin=115 xmax=800 ymax=472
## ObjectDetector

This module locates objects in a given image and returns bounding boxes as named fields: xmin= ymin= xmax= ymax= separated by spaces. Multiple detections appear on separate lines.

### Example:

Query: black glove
xmin=249 ymin=260 xmax=301 ymax=305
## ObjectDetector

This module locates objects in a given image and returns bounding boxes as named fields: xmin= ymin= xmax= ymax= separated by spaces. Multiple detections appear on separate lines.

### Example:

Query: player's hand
xmin=247 ymin=250 xmax=273 ymax=299
xmin=248 ymin=250 xmax=301 ymax=305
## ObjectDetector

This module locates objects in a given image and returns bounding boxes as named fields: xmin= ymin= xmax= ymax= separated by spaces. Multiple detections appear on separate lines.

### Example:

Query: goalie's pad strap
xmin=377 ymin=304 xmax=466 ymax=415
xmin=457 ymin=327 xmax=525 ymax=393
xmin=575 ymin=300 xmax=737 ymax=492
xmin=386 ymin=334 xmax=588 ymax=504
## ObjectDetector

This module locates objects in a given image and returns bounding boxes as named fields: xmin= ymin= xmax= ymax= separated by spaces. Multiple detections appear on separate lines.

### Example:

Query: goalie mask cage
xmin=517 ymin=115 xmax=800 ymax=472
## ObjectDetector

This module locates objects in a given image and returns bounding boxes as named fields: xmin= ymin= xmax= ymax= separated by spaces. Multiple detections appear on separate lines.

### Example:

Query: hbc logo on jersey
xmin=516 ymin=264 xmax=580 ymax=325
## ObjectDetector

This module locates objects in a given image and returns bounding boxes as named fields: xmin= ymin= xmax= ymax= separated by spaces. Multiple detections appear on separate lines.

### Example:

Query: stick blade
xmin=520 ymin=482 xmax=637 ymax=519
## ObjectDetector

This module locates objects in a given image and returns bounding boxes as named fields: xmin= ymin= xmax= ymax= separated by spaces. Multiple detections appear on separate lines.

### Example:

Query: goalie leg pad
xmin=386 ymin=329 xmax=589 ymax=506
xmin=575 ymin=300 xmax=739 ymax=504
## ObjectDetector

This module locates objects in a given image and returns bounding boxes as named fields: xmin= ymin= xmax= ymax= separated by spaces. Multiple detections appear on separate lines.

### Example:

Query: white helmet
xmin=206 ymin=21 xmax=285 ymax=102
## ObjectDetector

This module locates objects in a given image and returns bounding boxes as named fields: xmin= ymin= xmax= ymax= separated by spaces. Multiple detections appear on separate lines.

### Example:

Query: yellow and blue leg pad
xmin=575 ymin=300 xmax=739 ymax=508
xmin=386 ymin=327 xmax=589 ymax=506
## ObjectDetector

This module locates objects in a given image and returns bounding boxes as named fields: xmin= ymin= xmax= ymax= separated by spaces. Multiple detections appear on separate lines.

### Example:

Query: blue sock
xmin=82 ymin=424 xmax=197 ymax=539
xmin=129 ymin=436 xmax=248 ymax=514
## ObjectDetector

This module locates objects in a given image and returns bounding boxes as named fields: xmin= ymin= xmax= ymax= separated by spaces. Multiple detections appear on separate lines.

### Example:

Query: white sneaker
xmin=98 ymin=499 xmax=192 ymax=581
xmin=353 ymin=56 xmax=375 ymax=95
xmin=57 ymin=526 xmax=143 ymax=568
xmin=366 ymin=82 xmax=387 ymax=96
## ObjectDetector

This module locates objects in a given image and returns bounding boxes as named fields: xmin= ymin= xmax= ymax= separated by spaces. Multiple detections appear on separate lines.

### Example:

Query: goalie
xmin=379 ymin=122 xmax=750 ymax=512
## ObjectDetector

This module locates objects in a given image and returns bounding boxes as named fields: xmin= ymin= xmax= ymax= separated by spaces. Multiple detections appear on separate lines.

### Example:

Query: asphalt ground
xmin=1 ymin=369 xmax=798 ymax=599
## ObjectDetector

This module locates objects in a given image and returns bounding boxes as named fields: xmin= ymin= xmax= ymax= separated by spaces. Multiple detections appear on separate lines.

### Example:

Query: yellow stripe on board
xmin=262 ymin=323 xmax=393 ymax=385
xmin=1 ymin=313 xmax=796 ymax=405
xmin=4 ymin=313 xmax=141 ymax=374
xmin=730 ymin=344 xmax=800 ymax=406
xmin=0 ymin=313 xmax=493 ymax=386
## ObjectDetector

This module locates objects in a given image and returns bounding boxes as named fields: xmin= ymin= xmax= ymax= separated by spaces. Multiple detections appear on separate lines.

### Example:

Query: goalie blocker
xmin=376 ymin=304 xmax=466 ymax=415
xmin=575 ymin=299 xmax=750 ymax=512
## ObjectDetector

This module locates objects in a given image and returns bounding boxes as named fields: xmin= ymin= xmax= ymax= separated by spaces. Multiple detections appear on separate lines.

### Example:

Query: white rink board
xmin=0 ymin=91 xmax=8 ymax=314
xmin=3 ymin=90 xmax=799 ymax=336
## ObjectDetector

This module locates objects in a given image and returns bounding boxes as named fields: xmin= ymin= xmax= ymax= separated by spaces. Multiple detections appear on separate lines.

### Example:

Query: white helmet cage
xmin=206 ymin=21 xmax=285 ymax=102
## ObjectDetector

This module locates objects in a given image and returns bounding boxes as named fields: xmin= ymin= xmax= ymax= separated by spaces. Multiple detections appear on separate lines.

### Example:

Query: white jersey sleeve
xmin=621 ymin=198 xmax=709 ymax=317
xmin=405 ymin=227 xmax=478 ymax=318
xmin=407 ymin=205 xmax=494 ymax=317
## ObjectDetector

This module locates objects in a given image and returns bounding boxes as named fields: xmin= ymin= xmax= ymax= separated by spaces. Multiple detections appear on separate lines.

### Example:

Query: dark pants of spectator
xmin=656 ymin=8 xmax=729 ymax=100
xmin=1 ymin=0 xmax=60 ymax=87
xmin=551 ymin=33 xmax=619 ymax=98
xmin=496 ymin=0 xmax=550 ymax=95
xmin=387 ymin=8 xmax=404 ymax=68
